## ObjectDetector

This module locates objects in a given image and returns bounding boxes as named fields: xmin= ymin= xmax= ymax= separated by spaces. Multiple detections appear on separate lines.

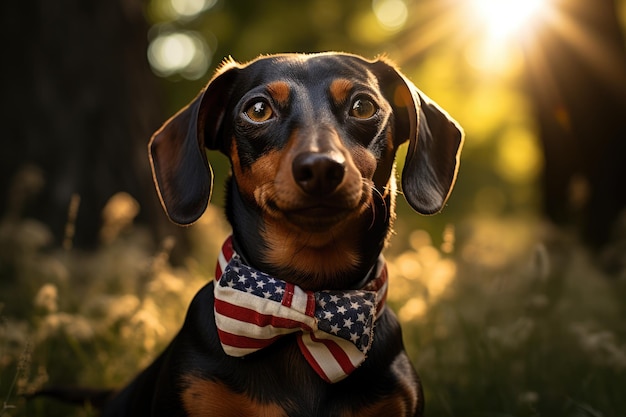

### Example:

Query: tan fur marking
xmin=181 ymin=375 xmax=287 ymax=417
xmin=329 ymin=78 xmax=354 ymax=104
xmin=262 ymin=221 xmax=362 ymax=289
xmin=267 ymin=81 xmax=291 ymax=107
xmin=350 ymin=146 xmax=377 ymax=182
xmin=230 ymin=140 xmax=282 ymax=204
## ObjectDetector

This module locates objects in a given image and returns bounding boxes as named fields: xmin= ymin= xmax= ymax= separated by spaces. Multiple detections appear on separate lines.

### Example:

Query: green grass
xmin=1 ymin=200 xmax=625 ymax=416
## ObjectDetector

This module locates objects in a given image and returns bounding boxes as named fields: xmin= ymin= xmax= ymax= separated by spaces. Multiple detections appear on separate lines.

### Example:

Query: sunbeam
xmin=469 ymin=0 xmax=548 ymax=40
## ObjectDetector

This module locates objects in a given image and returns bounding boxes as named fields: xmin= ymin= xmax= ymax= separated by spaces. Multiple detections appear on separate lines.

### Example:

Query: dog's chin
xmin=283 ymin=207 xmax=355 ymax=232
xmin=266 ymin=193 xmax=373 ymax=234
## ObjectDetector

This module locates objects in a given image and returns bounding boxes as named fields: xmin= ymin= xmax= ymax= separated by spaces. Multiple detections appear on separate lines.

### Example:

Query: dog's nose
xmin=292 ymin=152 xmax=346 ymax=196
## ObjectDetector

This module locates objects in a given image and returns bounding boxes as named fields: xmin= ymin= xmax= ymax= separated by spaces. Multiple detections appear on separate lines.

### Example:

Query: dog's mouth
xmin=265 ymin=198 xmax=351 ymax=223
xmin=263 ymin=188 xmax=372 ymax=232
xmin=283 ymin=205 xmax=353 ymax=229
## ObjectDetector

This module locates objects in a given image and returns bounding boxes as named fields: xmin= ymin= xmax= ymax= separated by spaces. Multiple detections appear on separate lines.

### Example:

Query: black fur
xmin=60 ymin=53 xmax=463 ymax=416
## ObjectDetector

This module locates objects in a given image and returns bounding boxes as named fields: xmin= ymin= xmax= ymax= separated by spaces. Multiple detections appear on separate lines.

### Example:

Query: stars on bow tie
xmin=314 ymin=290 xmax=375 ymax=352
xmin=224 ymin=256 xmax=286 ymax=302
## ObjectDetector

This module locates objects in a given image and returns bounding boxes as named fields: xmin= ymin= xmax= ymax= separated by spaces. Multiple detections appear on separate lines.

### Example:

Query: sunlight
xmin=470 ymin=0 xmax=548 ymax=40
xmin=461 ymin=0 xmax=555 ymax=75
xmin=495 ymin=127 xmax=543 ymax=184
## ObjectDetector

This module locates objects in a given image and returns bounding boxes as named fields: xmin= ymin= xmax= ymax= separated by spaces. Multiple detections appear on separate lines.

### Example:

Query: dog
xmin=101 ymin=52 xmax=463 ymax=416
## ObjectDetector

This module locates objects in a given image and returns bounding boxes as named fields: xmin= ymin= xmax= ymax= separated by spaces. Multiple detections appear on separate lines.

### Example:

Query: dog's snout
xmin=292 ymin=152 xmax=346 ymax=196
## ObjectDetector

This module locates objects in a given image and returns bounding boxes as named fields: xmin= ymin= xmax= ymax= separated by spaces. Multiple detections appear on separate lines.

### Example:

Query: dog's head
xmin=149 ymin=53 xmax=463 ymax=285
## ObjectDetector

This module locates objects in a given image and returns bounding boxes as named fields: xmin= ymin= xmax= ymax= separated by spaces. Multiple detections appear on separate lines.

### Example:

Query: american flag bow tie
xmin=213 ymin=236 xmax=388 ymax=383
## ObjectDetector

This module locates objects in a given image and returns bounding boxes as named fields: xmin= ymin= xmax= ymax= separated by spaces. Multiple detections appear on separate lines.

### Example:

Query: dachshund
xmin=101 ymin=52 xmax=463 ymax=417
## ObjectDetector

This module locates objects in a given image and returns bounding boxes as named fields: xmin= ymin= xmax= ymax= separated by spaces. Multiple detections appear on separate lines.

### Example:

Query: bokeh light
xmin=147 ymin=30 xmax=212 ymax=79
xmin=170 ymin=0 xmax=217 ymax=19
xmin=372 ymin=0 xmax=408 ymax=31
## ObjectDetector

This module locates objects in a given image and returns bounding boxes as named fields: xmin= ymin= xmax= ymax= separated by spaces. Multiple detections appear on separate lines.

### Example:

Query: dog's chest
xmin=179 ymin=338 xmax=416 ymax=417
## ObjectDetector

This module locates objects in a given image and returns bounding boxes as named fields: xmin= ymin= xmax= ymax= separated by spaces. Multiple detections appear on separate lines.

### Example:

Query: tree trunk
xmin=523 ymin=0 xmax=626 ymax=247
xmin=0 ymin=0 xmax=185 ymax=252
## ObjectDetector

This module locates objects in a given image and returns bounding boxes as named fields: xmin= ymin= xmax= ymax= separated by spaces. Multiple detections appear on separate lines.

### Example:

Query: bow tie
xmin=213 ymin=236 xmax=388 ymax=383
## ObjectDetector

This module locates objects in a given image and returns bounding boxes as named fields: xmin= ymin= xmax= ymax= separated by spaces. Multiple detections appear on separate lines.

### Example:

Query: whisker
xmin=368 ymin=182 xmax=389 ymax=230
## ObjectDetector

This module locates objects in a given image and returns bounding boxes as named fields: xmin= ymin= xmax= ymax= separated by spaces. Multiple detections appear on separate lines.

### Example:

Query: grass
xmin=1 ymin=194 xmax=625 ymax=416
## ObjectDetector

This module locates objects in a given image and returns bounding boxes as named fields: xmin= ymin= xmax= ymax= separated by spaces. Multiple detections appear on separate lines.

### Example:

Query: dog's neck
xmin=225 ymin=178 xmax=394 ymax=291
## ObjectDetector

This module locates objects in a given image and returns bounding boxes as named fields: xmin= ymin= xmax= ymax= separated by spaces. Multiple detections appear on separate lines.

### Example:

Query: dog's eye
xmin=244 ymin=101 xmax=274 ymax=123
xmin=349 ymin=98 xmax=377 ymax=119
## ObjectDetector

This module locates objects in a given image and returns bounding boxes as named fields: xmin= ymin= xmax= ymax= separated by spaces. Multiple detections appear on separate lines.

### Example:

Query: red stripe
xmin=305 ymin=292 xmax=316 ymax=317
xmin=283 ymin=283 xmax=294 ymax=307
xmin=376 ymin=284 xmax=388 ymax=313
xmin=309 ymin=333 xmax=357 ymax=375
xmin=296 ymin=335 xmax=331 ymax=383
xmin=217 ymin=329 xmax=282 ymax=350
xmin=214 ymin=298 xmax=308 ymax=330
xmin=223 ymin=236 xmax=234 ymax=259
xmin=297 ymin=333 xmax=359 ymax=382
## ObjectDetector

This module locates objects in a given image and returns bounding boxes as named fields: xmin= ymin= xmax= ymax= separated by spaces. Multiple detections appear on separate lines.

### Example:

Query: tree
xmin=0 ymin=0 xmax=184 ymax=252
xmin=523 ymin=0 xmax=626 ymax=247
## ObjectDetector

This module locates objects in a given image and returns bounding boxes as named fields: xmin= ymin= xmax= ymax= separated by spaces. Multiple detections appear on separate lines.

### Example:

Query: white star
xmin=350 ymin=332 xmax=359 ymax=343
xmin=318 ymin=299 xmax=327 ymax=308
xmin=350 ymin=301 xmax=360 ymax=310
xmin=323 ymin=311 xmax=333 ymax=320
xmin=337 ymin=306 xmax=347 ymax=315
xmin=238 ymin=274 xmax=247 ymax=283
xmin=343 ymin=318 xmax=353 ymax=329
xmin=250 ymin=271 xmax=258 ymax=279
xmin=263 ymin=291 xmax=272 ymax=298
xmin=357 ymin=312 xmax=366 ymax=323
xmin=330 ymin=324 xmax=340 ymax=334
xmin=233 ymin=265 xmax=241 ymax=273
xmin=256 ymin=281 xmax=266 ymax=289
xmin=268 ymin=278 xmax=276 ymax=284
xmin=329 ymin=295 xmax=340 ymax=304
xmin=275 ymin=287 xmax=285 ymax=294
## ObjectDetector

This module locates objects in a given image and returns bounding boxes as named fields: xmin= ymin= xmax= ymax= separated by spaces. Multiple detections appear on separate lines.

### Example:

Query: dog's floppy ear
xmin=371 ymin=59 xmax=464 ymax=215
xmin=148 ymin=63 xmax=240 ymax=225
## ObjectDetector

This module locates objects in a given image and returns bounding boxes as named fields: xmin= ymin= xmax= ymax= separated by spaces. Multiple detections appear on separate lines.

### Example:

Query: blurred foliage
xmin=2 ymin=193 xmax=626 ymax=416
xmin=2 ymin=0 xmax=626 ymax=416
xmin=0 ymin=194 xmax=231 ymax=417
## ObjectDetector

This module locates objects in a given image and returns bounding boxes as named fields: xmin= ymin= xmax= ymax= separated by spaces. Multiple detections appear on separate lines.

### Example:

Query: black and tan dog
xmin=102 ymin=52 xmax=463 ymax=416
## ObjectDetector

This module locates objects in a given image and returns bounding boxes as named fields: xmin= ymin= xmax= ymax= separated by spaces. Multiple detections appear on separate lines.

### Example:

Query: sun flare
xmin=470 ymin=0 xmax=547 ymax=40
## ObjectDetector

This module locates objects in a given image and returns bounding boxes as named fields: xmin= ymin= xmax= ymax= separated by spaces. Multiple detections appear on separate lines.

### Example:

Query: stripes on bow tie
xmin=213 ymin=236 xmax=388 ymax=383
